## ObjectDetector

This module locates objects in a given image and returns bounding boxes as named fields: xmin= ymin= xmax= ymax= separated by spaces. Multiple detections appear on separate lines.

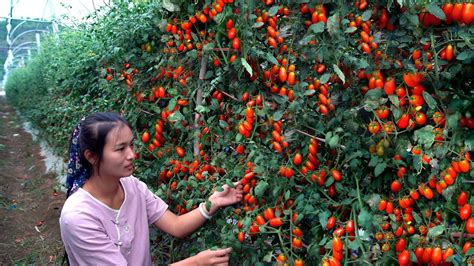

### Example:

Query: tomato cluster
xmin=420 ymin=3 xmax=473 ymax=27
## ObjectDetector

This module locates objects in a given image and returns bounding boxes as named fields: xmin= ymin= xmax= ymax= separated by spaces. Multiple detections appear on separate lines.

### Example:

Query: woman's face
xmin=97 ymin=124 xmax=135 ymax=179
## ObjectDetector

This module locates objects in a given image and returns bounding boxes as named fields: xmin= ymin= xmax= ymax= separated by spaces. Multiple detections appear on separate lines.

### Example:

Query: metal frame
xmin=10 ymin=30 xmax=49 ymax=48
xmin=12 ymin=42 xmax=39 ymax=55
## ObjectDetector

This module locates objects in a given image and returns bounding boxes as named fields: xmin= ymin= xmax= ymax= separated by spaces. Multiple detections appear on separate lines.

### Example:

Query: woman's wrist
xmin=199 ymin=203 xmax=213 ymax=220
xmin=204 ymin=196 xmax=221 ymax=216
xmin=169 ymin=255 xmax=197 ymax=266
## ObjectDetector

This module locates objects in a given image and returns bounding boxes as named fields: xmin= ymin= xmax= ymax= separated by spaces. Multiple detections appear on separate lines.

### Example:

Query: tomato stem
xmin=355 ymin=175 xmax=363 ymax=210
xmin=430 ymin=31 xmax=440 ymax=81
xmin=459 ymin=220 xmax=466 ymax=246
xmin=351 ymin=208 xmax=367 ymax=261
xmin=318 ymin=188 xmax=340 ymax=206
xmin=219 ymin=90 xmax=239 ymax=102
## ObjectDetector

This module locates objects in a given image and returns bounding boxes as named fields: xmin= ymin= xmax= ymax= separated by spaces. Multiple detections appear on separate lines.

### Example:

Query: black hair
xmin=77 ymin=112 xmax=131 ymax=179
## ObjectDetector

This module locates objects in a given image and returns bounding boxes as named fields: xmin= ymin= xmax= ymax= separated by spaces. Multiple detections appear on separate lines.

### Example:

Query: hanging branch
xmin=194 ymin=55 xmax=207 ymax=156
xmin=219 ymin=90 xmax=239 ymax=102
xmin=293 ymin=129 xmax=347 ymax=149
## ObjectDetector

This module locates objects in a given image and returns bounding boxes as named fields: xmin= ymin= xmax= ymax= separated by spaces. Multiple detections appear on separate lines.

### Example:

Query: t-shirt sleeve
xmin=133 ymin=177 xmax=169 ymax=225
xmin=60 ymin=212 xmax=128 ymax=266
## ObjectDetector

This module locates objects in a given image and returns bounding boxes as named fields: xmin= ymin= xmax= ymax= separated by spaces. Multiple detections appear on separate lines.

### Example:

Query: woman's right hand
xmin=192 ymin=247 xmax=232 ymax=266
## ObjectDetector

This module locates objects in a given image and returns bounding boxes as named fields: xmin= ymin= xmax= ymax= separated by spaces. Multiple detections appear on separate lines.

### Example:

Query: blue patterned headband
xmin=66 ymin=118 xmax=89 ymax=197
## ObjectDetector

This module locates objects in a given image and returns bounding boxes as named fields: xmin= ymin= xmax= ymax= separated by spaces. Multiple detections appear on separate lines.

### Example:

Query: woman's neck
xmin=83 ymin=174 xmax=121 ymax=199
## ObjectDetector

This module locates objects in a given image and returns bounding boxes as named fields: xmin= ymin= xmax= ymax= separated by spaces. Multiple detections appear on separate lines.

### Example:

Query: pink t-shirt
xmin=60 ymin=175 xmax=168 ymax=266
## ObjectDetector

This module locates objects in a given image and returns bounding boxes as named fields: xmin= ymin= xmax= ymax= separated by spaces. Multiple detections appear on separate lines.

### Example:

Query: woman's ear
xmin=84 ymin=150 xmax=98 ymax=166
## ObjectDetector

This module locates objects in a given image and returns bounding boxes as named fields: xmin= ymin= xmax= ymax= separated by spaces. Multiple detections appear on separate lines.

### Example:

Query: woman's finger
xmin=212 ymin=247 xmax=232 ymax=257
xmin=233 ymin=180 xmax=242 ymax=187
xmin=212 ymin=255 xmax=230 ymax=264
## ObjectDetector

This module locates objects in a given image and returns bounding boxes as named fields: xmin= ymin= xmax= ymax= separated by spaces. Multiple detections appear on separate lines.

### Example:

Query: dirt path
xmin=0 ymin=96 xmax=65 ymax=264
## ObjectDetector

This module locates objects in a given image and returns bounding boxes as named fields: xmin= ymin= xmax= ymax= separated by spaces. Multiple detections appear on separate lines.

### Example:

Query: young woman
xmin=60 ymin=112 xmax=243 ymax=265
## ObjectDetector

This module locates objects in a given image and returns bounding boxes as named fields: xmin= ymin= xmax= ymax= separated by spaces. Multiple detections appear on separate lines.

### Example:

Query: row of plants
xmin=5 ymin=0 xmax=474 ymax=265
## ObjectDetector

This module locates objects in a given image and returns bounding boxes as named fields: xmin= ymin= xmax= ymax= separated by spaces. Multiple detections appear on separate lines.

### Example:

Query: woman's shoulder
xmin=60 ymin=190 xmax=99 ymax=224
xmin=120 ymin=174 xmax=139 ymax=184
xmin=120 ymin=175 xmax=149 ymax=192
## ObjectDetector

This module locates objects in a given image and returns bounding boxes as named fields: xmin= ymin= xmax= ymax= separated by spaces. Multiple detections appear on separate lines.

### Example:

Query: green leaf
xmin=362 ymin=10 xmax=372 ymax=21
xmin=319 ymin=210 xmax=330 ymax=229
xmin=347 ymin=240 xmax=360 ymax=250
xmin=456 ymin=51 xmax=473 ymax=61
xmin=177 ymin=181 xmax=187 ymax=189
xmin=308 ymin=22 xmax=325 ymax=34
xmin=357 ymin=58 xmax=369 ymax=69
xmin=410 ymin=251 xmax=418 ymax=263
xmin=325 ymin=131 xmax=333 ymax=143
xmin=426 ymin=3 xmax=446 ymax=20
xmin=268 ymin=5 xmax=279 ymax=17
xmin=345 ymin=27 xmax=357 ymax=33
xmin=446 ymin=113 xmax=461 ymax=129
xmin=392 ymin=107 xmax=402 ymax=120
xmin=254 ymin=181 xmax=269 ymax=198
xmin=294 ymin=213 xmax=304 ymax=224
xmin=253 ymin=166 xmax=264 ymax=174
xmin=262 ymin=252 xmax=273 ymax=263
xmin=266 ymin=53 xmax=279 ymax=65
xmin=327 ymin=14 xmax=340 ymax=35
xmin=168 ymin=110 xmax=184 ymax=122
xmin=389 ymin=95 xmax=400 ymax=106
xmin=414 ymin=126 xmax=435 ymax=148
xmin=273 ymin=111 xmax=283 ymax=121
xmin=412 ymin=211 xmax=422 ymax=224
xmin=320 ymin=73 xmax=331 ymax=84
xmin=241 ymin=58 xmax=253 ymax=76
xmin=195 ymin=105 xmax=210 ymax=113
xmin=162 ymin=0 xmax=180 ymax=12
xmin=333 ymin=64 xmax=345 ymax=84
xmin=186 ymin=199 xmax=194 ymax=210
xmin=225 ymin=179 xmax=235 ymax=188
xmin=374 ymin=162 xmax=387 ymax=177
xmin=219 ymin=120 xmax=228 ymax=128
xmin=168 ymin=97 xmax=177 ymax=111
xmin=466 ymin=248 xmax=474 ymax=256
xmin=328 ymin=135 xmax=339 ymax=149
xmin=422 ymin=91 xmax=437 ymax=109
xmin=252 ymin=22 xmax=264 ymax=28
xmin=427 ymin=224 xmax=444 ymax=239
xmin=365 ymin=89 xmax=383 ymax=99
xmin=369 ymin=156 xmax=379 ymax=167
xmin=299 ymin=34 xmax=314 ymax=45
xmin=284 ymin=190 xmax=291 ymax=200
xmin=203 ymin=42 xmax=215 ymax=51
xmin=465 ymin=133 xmax=474 ymax=151
xmin=413 ymin=155 xmax=422 ymax=172
xmin=406 ymin=14 xmax=419 ymax=26
xmin=358 ymin=208 xmax=372 ymax=229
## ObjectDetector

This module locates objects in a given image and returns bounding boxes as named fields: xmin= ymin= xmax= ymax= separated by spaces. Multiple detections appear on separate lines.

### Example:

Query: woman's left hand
xmin=207 ymin=181 xmax=243 ymax=214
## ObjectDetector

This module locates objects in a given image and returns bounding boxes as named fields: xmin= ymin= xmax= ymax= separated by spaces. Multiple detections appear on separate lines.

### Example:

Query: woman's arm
xmin=169 ymin=248 xmax=232 ymax=266
xmin=154 ymin=181 xmax=243 ymax=238
xmin=60 ymin=212 xmax=128 ymax=265
xmin=154 ymin=208 xmax=207 ymax=238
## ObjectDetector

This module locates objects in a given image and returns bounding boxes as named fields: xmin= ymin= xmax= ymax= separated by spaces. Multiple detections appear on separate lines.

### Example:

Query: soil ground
xmin=0 ymin=96 xmax=65 ymax=264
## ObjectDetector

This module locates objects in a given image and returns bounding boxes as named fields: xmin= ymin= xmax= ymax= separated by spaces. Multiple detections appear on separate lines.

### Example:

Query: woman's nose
xmin=126 ymin=146 xmax=135 ymax=160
